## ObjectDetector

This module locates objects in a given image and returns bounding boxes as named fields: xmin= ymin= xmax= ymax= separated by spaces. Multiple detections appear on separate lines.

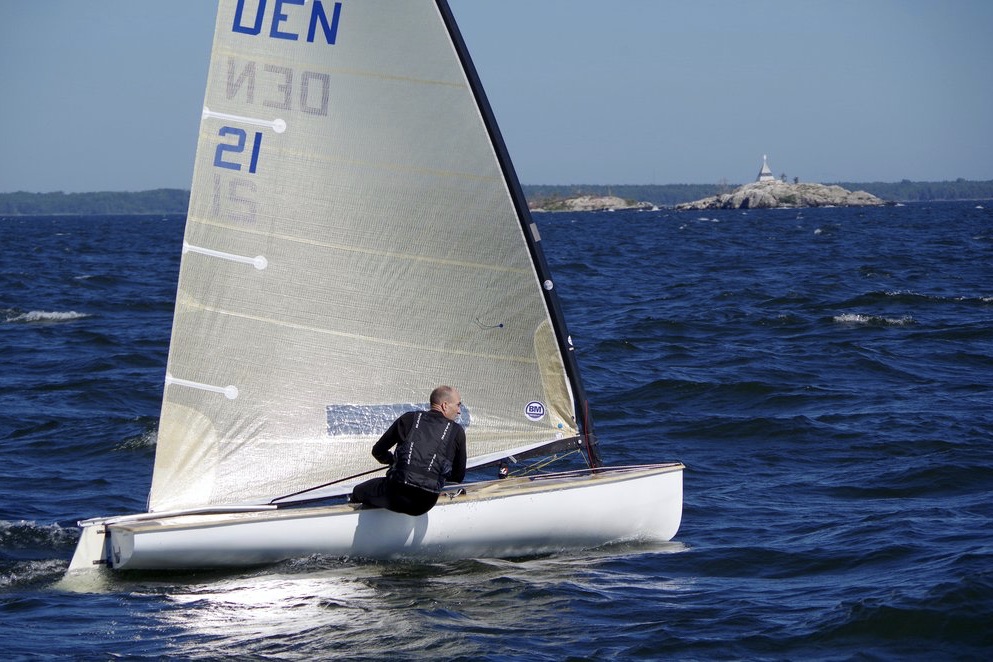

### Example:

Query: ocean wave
xmin=0 ymin=558 xmax=67 ymax=589
xmin=3 ymin=310 xmax=90 ymax=324
xmin=814 ymin=572 xmax=993 ymax=652
xmin=819 ymin=462 xmax=993 ymax=500
xmin=833 ymin=313 xmax=914 ymax=326
xmin=115 ymin=426 xmax=159 ymax=450
xmin=0 ymin=519 xmax=79 ymax=551
xmin=841 ymin=290 xmax=992 ymax=307
xmin=0 ymin=521 xmax=77 ymax=587
xmin=73 ymin=274 xmax=119 ymax=286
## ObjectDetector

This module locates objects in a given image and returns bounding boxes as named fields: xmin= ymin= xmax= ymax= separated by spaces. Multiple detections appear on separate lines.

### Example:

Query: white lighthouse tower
xmin=756 ymin=154 xmax=775 ymax=182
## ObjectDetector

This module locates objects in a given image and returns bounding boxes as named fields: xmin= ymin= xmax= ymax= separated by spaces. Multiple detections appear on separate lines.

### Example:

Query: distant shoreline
xmin=2 ymin=180 xmax=992 ymax=216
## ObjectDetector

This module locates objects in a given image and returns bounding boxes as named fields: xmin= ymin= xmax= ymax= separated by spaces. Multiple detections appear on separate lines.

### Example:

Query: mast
xmin=435 ymin=1 xmax=600 ymax=467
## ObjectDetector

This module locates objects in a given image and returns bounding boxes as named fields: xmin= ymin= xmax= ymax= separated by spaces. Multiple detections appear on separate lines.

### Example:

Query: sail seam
xmin=174 ymin=298 xmax=539 ymax=365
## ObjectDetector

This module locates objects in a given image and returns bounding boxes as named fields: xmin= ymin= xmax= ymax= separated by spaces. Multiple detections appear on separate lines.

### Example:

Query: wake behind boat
xmin=68 ymin=0 xmax=683 ymax=573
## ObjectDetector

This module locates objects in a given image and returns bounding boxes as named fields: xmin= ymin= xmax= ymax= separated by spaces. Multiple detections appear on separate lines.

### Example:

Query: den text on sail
xmin=224 ymin=0 xmax=343 ymax=117
xmin=232 ymin=0 xmax=343 ymax=44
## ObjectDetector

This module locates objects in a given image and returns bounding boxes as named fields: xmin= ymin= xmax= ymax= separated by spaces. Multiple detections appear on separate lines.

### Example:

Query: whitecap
xmin=5 ymin=310 xmax=89 ymax=323
xmin=0 ymin=559 xmax=68 ymax=589
xmin=834 ymin=313 xmax=871 ymax=324
xmin=833 ymin=313 xmax=914 ymax=326
xmin=0 ymin=519 xmax=79 ymax=548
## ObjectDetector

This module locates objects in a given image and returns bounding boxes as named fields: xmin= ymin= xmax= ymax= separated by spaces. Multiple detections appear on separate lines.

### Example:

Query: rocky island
xmin=675 ymin=179 xmax=886 ymax=210
xmin=528 ymin=194 xmax=654 ymax=213
xmin=676 ymin=155 xmax=886 ymax=210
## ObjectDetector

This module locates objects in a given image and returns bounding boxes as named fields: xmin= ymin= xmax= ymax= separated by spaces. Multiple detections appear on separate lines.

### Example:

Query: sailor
xmin=350 ymin=385 xmax=467 ymax=515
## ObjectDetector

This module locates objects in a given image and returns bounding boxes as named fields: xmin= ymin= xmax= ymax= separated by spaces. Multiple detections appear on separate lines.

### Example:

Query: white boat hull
xmin=69 ymin=464 xmax=683 ymax=571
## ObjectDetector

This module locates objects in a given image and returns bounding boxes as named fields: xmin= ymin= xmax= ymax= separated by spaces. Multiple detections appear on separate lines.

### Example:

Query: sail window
xmin=327 ymin=403 xmax=470 ymax=437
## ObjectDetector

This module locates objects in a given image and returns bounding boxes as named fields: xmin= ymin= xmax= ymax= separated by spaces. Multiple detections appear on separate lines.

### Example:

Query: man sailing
xmin=350 ymin=385 xmax=467 ymax=515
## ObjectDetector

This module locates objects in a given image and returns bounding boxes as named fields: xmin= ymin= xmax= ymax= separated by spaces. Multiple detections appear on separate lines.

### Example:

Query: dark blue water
xmin=2 ymin=202 xmax=992 ymax=659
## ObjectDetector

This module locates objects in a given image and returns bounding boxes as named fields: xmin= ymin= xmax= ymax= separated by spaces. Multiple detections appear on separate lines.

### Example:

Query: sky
xmin=1 ymin=0 xmax=991 ymax=193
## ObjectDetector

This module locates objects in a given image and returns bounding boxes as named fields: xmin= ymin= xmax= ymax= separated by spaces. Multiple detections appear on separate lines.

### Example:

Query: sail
xmin=149 ymin=0 xmax=590 ymax=512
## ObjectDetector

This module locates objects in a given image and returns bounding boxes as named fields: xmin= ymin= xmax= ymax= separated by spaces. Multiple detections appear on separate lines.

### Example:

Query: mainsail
xmin=148 ymin=0 xmax=596 ymax=512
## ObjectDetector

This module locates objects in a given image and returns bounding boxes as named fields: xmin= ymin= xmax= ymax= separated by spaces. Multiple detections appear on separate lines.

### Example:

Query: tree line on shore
xmin=0 ymin=189 xmax=191 ymax=216
xmin=2 ymin=179 xmax=992 ymax=216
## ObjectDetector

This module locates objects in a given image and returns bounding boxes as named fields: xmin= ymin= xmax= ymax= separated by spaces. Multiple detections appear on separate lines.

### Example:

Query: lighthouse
xmin=757 ymin=155 xmax=775 ymax=182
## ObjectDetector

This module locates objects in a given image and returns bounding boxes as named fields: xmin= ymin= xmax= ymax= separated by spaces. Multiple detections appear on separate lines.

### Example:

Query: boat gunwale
xmin=108 ymin=463 xmax=684 ymax=534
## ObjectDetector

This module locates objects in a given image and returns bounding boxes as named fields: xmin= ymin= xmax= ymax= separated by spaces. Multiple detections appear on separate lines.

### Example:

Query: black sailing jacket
xmin=373 ymin=409 xmax=467 ymax=493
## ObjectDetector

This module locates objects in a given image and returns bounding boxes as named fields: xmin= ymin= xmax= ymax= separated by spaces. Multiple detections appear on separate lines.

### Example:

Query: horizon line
xmin=4 ymin=176 xmax=993 ymax=196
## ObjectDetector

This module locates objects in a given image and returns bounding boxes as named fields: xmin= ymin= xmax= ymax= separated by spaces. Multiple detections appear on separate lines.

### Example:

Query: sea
xmin=2 ymin=201 xmax=991 ymax=660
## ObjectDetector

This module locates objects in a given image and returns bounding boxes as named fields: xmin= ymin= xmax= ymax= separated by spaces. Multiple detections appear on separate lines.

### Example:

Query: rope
xmin=268 ymin=466 xmax=385 ymax=505
xmin=503 ymin=448 xmax=583 ymax=478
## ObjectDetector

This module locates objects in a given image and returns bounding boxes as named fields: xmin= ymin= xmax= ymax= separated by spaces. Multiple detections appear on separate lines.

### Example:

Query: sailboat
xmin=68 ymin=0 xmax=683 ymax=572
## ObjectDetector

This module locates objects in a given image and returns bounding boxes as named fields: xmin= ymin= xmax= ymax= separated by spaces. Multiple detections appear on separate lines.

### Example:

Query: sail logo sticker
xmin=524 ymin=401 xmax=546 ymax=421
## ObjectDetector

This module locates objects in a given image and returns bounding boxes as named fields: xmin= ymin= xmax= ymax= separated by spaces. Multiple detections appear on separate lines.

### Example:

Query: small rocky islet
xmin=676 ymin=154 xmax=885 ymax=210
xmin=674 ymin=179 xmax=885 ymax=210
xmin=528 ymin=194 xmax=655 ymax=213
xmin=532 ymin=156 xmax=886 ymax=212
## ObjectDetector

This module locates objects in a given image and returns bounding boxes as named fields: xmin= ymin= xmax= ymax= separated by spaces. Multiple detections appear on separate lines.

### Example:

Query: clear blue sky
xmin=1 ymin=0 xmax=991 ymax=193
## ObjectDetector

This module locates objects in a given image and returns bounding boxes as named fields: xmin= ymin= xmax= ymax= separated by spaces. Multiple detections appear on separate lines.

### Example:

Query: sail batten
xmin=187 ymin=223 xmax=532 ymax=274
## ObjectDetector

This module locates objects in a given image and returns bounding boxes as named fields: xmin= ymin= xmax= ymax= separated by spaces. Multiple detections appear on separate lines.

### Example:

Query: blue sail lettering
xmin=232 ymin=0 xmax=266 ymax=36
xmin=308 ymin=1 xmax=342 ymax=44
xmin=213 ymin=127 xmax=264 ymax=174
xmin=270 ymin=0 xmax=303 ymax=40
xmin=231 ymin=0 xmax=342 ymax=44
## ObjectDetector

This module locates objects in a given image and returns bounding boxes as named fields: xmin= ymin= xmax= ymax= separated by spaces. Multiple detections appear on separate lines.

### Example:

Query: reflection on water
xmin=57 ymin=543 xmax=689 ymax=657
xmin=161 ymin=562 xmax=380 ymax=656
